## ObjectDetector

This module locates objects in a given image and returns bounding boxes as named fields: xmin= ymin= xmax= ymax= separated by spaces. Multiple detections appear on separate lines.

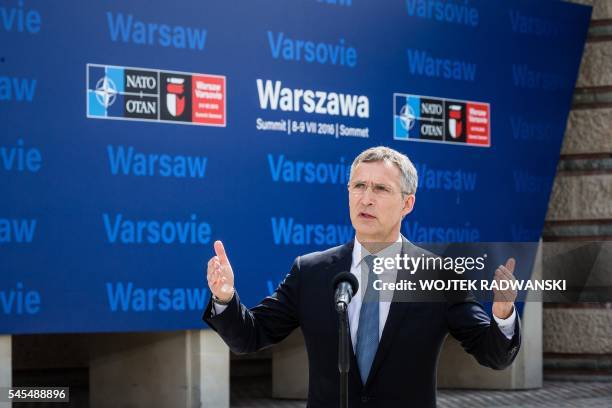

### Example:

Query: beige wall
xmin=544 ymin=0 xmax=612 ymax=357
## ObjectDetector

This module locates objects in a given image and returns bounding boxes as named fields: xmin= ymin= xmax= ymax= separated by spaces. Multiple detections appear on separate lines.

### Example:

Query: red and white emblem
xmin=166 ymin=78 xmax=185 ymax=117
xmin=448 ymin=105 xmax=463 ymax=139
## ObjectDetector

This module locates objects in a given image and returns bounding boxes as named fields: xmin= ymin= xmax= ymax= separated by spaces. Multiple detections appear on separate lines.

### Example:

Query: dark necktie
xmin=356 ymin=255 xmax=379 ymax=384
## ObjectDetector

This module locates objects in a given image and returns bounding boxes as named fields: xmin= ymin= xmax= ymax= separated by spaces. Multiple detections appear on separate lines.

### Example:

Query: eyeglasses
xmin=348 ymin=181 xmax=409 ymax=198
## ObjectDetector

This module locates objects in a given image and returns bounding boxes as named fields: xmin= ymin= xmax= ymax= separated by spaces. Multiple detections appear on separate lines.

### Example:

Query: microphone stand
xmin=337 ymin=301 xmax=350 ymax=408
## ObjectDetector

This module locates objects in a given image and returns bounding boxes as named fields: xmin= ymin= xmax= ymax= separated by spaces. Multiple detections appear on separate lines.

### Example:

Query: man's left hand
xmin=492 ymin=258 xmax=517 ymax=319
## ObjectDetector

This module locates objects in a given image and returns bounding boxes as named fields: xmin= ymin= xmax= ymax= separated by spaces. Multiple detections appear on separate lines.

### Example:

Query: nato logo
xmin=394 ymin=94 xmax=420 ymax=140
xmin=87 ymin=65 xmax=125 ymax=118
xmin=393 ymin=92 xmax=490 ymax=147
xmin=86 ymin=63 xmax=227 ymax=127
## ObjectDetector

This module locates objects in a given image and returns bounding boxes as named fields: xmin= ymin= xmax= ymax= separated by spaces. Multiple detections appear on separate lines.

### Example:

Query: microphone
xmin=333 ymin=272 xmax=359 ymax=312
xmin=334 ymin=272 xmax=358 ymax=405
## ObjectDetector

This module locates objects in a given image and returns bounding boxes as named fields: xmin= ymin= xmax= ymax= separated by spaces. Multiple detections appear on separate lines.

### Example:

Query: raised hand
xmin=206 ymin=240 xmax=235 ymax=302
xmin=492 ymin=258 xmax=517 ymax=319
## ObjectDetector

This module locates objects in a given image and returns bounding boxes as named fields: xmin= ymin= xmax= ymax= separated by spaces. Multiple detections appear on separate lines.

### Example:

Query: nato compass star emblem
xmin=95 ymin=76 xmax=117 ymax=108
xmin=399 ymin=104 xmax=416 ymax=131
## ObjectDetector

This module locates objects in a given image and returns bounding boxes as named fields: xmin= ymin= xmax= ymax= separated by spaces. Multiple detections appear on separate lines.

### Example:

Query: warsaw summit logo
xmin=87 ymin=64 xmax=226 ymax=126
xmin=393 ymin=93 xmax=490 ymax=147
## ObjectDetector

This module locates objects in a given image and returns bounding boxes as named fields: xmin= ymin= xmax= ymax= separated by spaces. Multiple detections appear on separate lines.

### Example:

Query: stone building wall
xmin=544 ymin=0 xmax=612 ymax=371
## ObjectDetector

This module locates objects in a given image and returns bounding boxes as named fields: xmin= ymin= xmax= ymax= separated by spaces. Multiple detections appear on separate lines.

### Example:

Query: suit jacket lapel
xmin=329 ymin=240 xmax=363 ymax=388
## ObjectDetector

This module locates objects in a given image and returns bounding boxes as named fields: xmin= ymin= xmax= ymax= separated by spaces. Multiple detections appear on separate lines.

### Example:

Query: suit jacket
xmin=203 ymin=239 xmax=521 ymax=408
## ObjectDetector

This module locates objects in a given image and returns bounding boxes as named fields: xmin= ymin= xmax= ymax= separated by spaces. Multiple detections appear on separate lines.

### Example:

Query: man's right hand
xmin=206 ymin=240 xmax=235 ymax=302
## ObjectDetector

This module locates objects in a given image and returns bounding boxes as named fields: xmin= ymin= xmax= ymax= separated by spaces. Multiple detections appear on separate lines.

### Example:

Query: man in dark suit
xmin=203 ymin=146 xmax=520 ymax=408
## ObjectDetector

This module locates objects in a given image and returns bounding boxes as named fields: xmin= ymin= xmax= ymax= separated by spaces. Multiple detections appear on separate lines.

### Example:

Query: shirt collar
xmin=352 ymin=233 xmax=403 ymax=268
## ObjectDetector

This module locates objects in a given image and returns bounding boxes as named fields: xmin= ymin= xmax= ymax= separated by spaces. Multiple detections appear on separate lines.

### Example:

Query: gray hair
xmin=349 ymin=146 xmax=418 ymax=195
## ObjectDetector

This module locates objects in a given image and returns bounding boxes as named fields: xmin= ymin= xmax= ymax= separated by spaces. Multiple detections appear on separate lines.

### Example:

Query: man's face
xmin=348 ymin=161 xmax=415 ymax=243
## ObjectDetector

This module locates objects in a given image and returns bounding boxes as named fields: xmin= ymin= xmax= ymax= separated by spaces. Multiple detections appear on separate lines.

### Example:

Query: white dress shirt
xmin=213 ymin=235 xmax=517 ymax=346
xmin=348 ymin=235 xmax=516 ymax=350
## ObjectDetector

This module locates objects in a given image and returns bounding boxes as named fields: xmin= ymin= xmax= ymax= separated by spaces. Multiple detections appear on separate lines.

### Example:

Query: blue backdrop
xmin=1 ymin=0 xmax=591 ymax=334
